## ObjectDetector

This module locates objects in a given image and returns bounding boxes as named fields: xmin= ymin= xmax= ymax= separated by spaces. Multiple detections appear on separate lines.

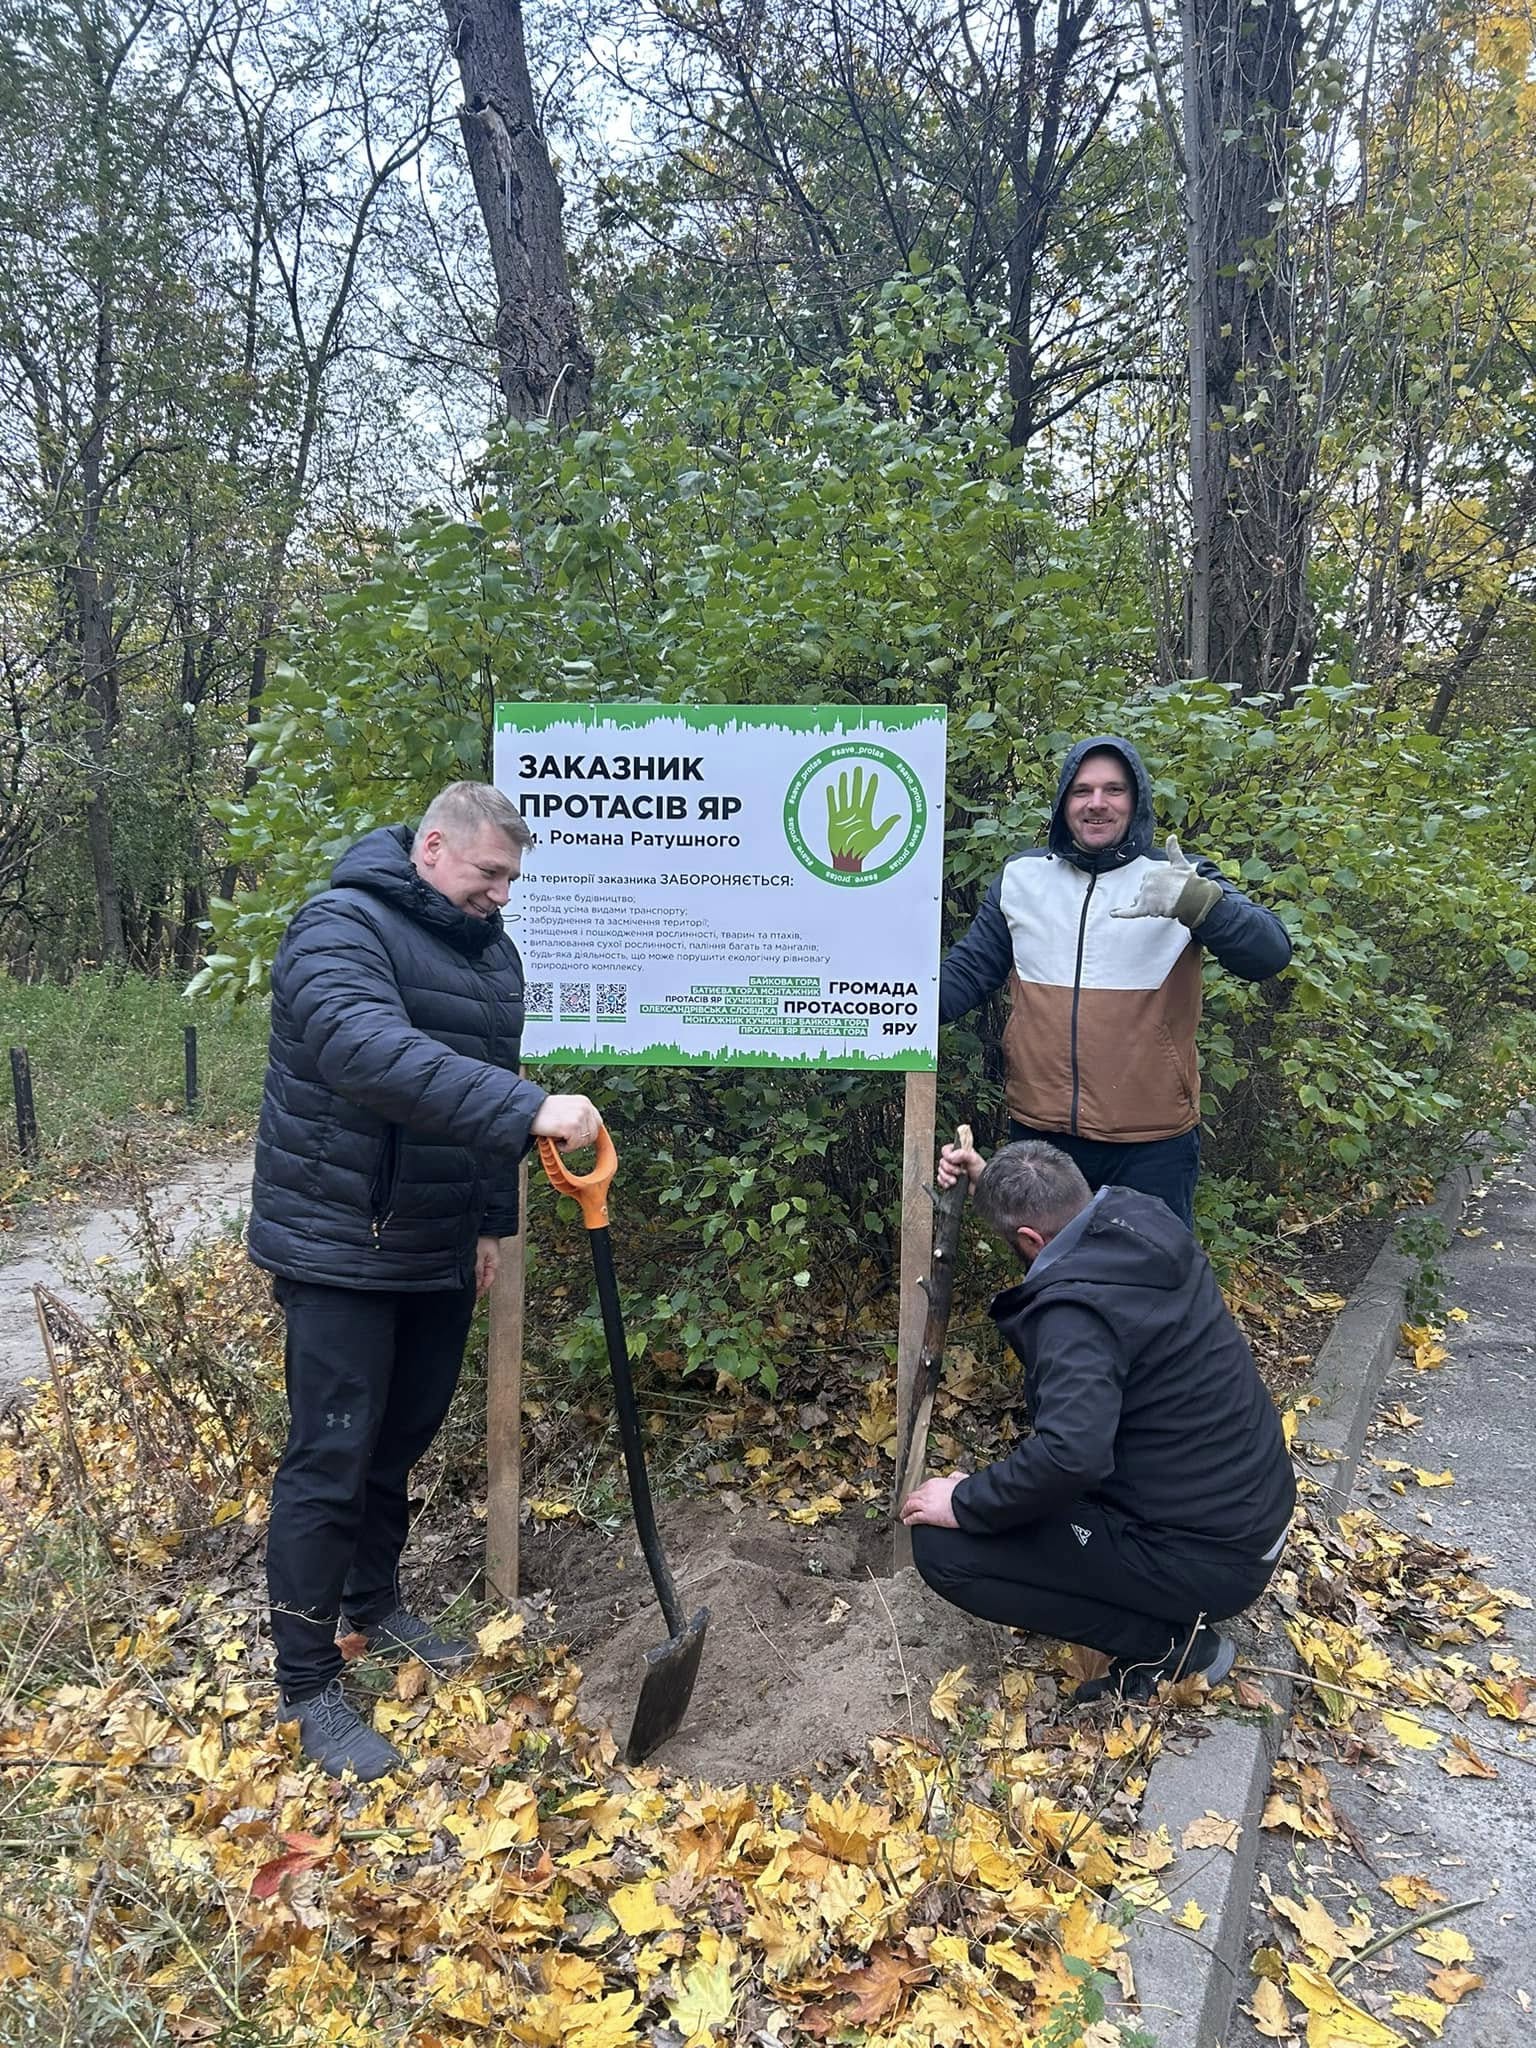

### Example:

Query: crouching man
xmin=900 ymin=1140 xmax=1294 ymax=1701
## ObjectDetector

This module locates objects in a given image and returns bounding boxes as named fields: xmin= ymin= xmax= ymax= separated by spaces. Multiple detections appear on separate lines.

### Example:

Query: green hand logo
xmin=825 ymin=766 xmax=900 ymax=873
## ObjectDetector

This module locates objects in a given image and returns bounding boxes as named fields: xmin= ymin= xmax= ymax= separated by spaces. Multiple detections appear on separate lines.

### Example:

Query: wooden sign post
xmin=485 ymin=1159 xmax=528 ymax=1602
xmin=483 ymin=703 xmax=948 ymax=1602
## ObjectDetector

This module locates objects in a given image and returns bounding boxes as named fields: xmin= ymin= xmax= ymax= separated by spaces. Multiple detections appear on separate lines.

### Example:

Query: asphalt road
xmin=1223 ymin=1130 xmax=1536 ymax=2046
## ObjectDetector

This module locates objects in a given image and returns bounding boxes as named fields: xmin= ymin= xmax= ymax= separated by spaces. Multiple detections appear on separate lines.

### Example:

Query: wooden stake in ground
xmin=485 ymin=1157 xmax=528 ymax=1602
xmin=891 ymin=1118 xmax=972 ymax=1568
xmin=10 ymin=1045 xmax=39 ymax=1165
xmin=892 ymin=1072 xmax=937 ymax=1569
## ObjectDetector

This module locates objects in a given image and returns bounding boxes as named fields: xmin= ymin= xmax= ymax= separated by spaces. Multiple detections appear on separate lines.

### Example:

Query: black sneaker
xmin=1071 ymin=1628 xmax=1237 ymax=1706
xmin=281 ymin=1678 xmax=402 ymax=1781
xmin=348 ymin=1606 xmax=475 ymax=1674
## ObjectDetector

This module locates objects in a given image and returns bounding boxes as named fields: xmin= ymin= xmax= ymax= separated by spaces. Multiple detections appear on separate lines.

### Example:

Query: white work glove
xmin=1110 ymin=835 xmax=1223 ymax=929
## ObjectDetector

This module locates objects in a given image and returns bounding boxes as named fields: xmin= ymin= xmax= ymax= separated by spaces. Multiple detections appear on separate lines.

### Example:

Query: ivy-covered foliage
xmin=199 ymin=282 xmax=1536 ymax=1386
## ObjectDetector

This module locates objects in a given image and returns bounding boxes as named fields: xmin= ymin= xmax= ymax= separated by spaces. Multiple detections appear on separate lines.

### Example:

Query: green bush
xmin=198 ymin=280 xmax=1536 ymax=1385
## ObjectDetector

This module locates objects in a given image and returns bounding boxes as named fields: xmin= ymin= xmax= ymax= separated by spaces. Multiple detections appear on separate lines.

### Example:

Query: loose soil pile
xmin=524 ymin=1499 xmax=1029 ymax=1782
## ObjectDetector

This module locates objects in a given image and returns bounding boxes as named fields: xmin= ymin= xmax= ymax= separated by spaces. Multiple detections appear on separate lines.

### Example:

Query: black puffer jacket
xmin=955 ymin=1187 xmax=1295 ymax=1555
xmin=248 ymin=826 xmax=547 ymax=1291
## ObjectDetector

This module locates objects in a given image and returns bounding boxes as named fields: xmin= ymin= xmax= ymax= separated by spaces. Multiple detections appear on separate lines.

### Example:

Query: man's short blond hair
xmin=417 ymin=782 xmax=532 ymax=851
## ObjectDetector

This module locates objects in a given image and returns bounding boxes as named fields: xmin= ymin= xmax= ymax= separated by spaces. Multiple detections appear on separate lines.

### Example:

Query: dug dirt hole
xmin=522 ymin=1499 xmax=1014 ymax=1783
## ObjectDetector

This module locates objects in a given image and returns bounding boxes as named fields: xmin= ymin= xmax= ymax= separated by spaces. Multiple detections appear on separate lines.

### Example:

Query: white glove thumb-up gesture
xmin=1110 ymin=835 xmax=1223 ymax=929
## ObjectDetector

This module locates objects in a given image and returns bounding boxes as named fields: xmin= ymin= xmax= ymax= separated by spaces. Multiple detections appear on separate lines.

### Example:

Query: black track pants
xmin=910 ymin=1499 xmax=1277 ymax=1666
xmin=266 ymin=1276 xmax=477 ymax=1700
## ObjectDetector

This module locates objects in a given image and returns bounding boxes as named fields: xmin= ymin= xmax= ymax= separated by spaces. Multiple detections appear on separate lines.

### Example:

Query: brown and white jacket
xmin=939 ymin=736 xmax=1291 ymax=1144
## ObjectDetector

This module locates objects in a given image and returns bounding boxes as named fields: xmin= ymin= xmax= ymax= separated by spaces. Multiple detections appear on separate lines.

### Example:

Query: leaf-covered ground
xmin=1225 ymin=1149 xmax=1536 ymax=2048
xmin=3 ymin=1220 xmax=1529 ymax=2046
xmin=0 ymin=1243 xmax=1185 ymax=2047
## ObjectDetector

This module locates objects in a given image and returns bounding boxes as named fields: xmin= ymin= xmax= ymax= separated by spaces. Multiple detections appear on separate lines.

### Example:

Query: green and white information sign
xmin=493 ymin=703 xmax=947 ymax=1070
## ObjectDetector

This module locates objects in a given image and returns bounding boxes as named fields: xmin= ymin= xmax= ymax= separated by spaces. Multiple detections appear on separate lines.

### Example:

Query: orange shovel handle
xmin=537 ymin=1122 xmax=618 ymax=1229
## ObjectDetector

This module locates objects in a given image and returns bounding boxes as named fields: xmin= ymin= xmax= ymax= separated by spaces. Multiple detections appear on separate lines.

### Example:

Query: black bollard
xmin=10 ymin=1046 xmax=39 ymax=1164
xmin=184 ymin=1024 xmax=199 ymax=1110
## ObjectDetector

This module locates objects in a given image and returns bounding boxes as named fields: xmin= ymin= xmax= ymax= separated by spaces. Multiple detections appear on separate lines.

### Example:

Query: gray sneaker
xmin=349 ymin=1605 xmax=475 ymax=1675
xmin=282 ymin=1678 xmax=402 ymax=1781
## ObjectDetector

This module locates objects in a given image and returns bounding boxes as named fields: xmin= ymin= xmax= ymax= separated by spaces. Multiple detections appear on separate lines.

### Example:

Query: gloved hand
xmin=1110 ymin=835 xmax=1223 ymax=928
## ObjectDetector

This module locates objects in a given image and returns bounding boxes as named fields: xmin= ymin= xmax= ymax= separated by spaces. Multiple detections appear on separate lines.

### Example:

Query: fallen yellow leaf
xmin=1381 ymin=1710 xmax=1441 ymax=1751
xmin=1388 ymin=1991 xmax=1447 ymax=2037
xmin=1425 ymin=1963 xmax=1482 ymax=2006
xmin=1182 ymin=1811 xmax=1241 ymax=1852
xmin=563 ymin=1991 xmax=645 ymax=2048
xmin=183 ymin=1726 xmax=222 ymax=1783
xmin=457 ymin=1811 xmax=537 ymax=1861
xmin=1413 ymin=1469 xmax=1455 ymax=1488
xmin=1171 ymin=1898 xmax=1208 ymax=1931
xmin=1380 ymin=1874 xmax=1446 ymax=1910
xmin=1439 ymin=1735 xmax=1497 ymax=1779
xmin=668 ymin=1932 xmax=739 ymax=2040
xmin=1414 ymin=1928 xmax=1473 ymax=1966
xmin=395 ymin=1657 xmax=431 ymax=1702
xmin=804 ymin=1790 xmax=890 ymax=1864
xmin=1380 ymin=1404 xmax=1422 ymax=1430
xmin=474 ymin=1612 xmax=526 ymax=1659
xmin=1250 ymin=1976 xmax=1293 ymax=2038
xmin=784 ymin=1492 xmax=844 ymax=1525
xmin=1270 ymin=1892 xmax=1355 ymax=1962
xmin=1400 ymin=1323 xmax=1448 ymax=1372
xmin=928 ymin=1666 xmax=970 ymax=1726
xmin=610 ymin=1881 xmax=682 ymax=1937
xmin=1285 ymin=1960 xmax=1408 ymax=2046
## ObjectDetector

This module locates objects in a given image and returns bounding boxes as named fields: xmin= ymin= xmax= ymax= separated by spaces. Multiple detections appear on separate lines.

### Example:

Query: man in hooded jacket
xmin=900 ymin=1137 xmax=1295 ymax=1699
xmin=249 ymin=781 xmax=600 ymax=1779
xmin=939 ymin=737 xmax=1291 ymax=1225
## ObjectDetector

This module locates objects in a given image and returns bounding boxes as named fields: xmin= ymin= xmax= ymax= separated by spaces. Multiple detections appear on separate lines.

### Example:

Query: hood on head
xmin=1048 ymin=734 xmax=1155 ymax=872
xmin=329 ymin=823 xmax=505 ymax=955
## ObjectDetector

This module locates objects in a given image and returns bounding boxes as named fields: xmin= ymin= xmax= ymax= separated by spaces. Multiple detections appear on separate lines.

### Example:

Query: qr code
xmin=526 ymin=982 xmax=552 ymax=1014
xmin=560 ymin=982 xmax=592 ymax=1016
xmin=596 ymin=981 xmax=627 ymax=1018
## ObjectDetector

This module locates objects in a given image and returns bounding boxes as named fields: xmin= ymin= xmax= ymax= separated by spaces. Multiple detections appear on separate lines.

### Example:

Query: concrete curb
xmin=1120 ymin=1156 xmax=1481 ymax=2047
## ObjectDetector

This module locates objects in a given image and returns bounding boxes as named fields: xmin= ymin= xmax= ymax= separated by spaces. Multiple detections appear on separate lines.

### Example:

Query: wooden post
xmin=183 ymin=1025 xmax=199 ymax=1110
xmin=485 ymin=1157 xmax=529 ymax=1603
xmin=891 ymin=1067 xmax=937 ymax=1571
xmin=10 ymin=1046 xmax=39 ymax=1165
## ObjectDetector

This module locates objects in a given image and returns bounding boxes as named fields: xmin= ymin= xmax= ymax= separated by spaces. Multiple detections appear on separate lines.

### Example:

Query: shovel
xmin=538 ymin=1124 xmax=709 ymax=1762
xmin=891 ymin=1123 xmax=973 ymax=1525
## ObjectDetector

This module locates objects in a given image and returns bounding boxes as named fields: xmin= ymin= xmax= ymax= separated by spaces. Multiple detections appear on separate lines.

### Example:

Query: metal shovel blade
xmin=537 ymin=1130 xmax=713 ymax=1763
xmin=625 ymin=1604 xmax=711 ymax=1763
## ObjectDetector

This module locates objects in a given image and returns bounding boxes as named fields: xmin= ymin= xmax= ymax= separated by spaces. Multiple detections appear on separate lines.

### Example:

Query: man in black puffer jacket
xmin=900 ymin=1138 xmax=1294 ymax=1701
xmin=250 ymin=782 xmax=599 ymax=1779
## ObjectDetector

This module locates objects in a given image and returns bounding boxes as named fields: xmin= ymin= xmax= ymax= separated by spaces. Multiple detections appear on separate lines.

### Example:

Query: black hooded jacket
xmin=248 ymin=825 xmax=547 ymax=1291
xmin=938 ymin=736 xmax=1292 ymax=1142
xmin=954 ymin=1186 xmax=1296 ymax=1553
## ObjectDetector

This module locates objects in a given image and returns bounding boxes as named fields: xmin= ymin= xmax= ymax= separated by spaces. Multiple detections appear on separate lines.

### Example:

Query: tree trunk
xmin=442 ymin=0 xmax=592 ymax=426
xmin=1180 ymin=0 xmax=1314 ymax=699
xmin=1005 ymin=0 xmax=1119 ymax=449
xmin=71 ymin=311 xmax=126 ymax=965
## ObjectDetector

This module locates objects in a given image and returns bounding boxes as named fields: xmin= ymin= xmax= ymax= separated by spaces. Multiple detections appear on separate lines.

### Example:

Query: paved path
xmin=0 ymin=1152 xmax=254 ymax=1398
xmin=1224 ymin=1132 xmax=1536 ymax=2045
